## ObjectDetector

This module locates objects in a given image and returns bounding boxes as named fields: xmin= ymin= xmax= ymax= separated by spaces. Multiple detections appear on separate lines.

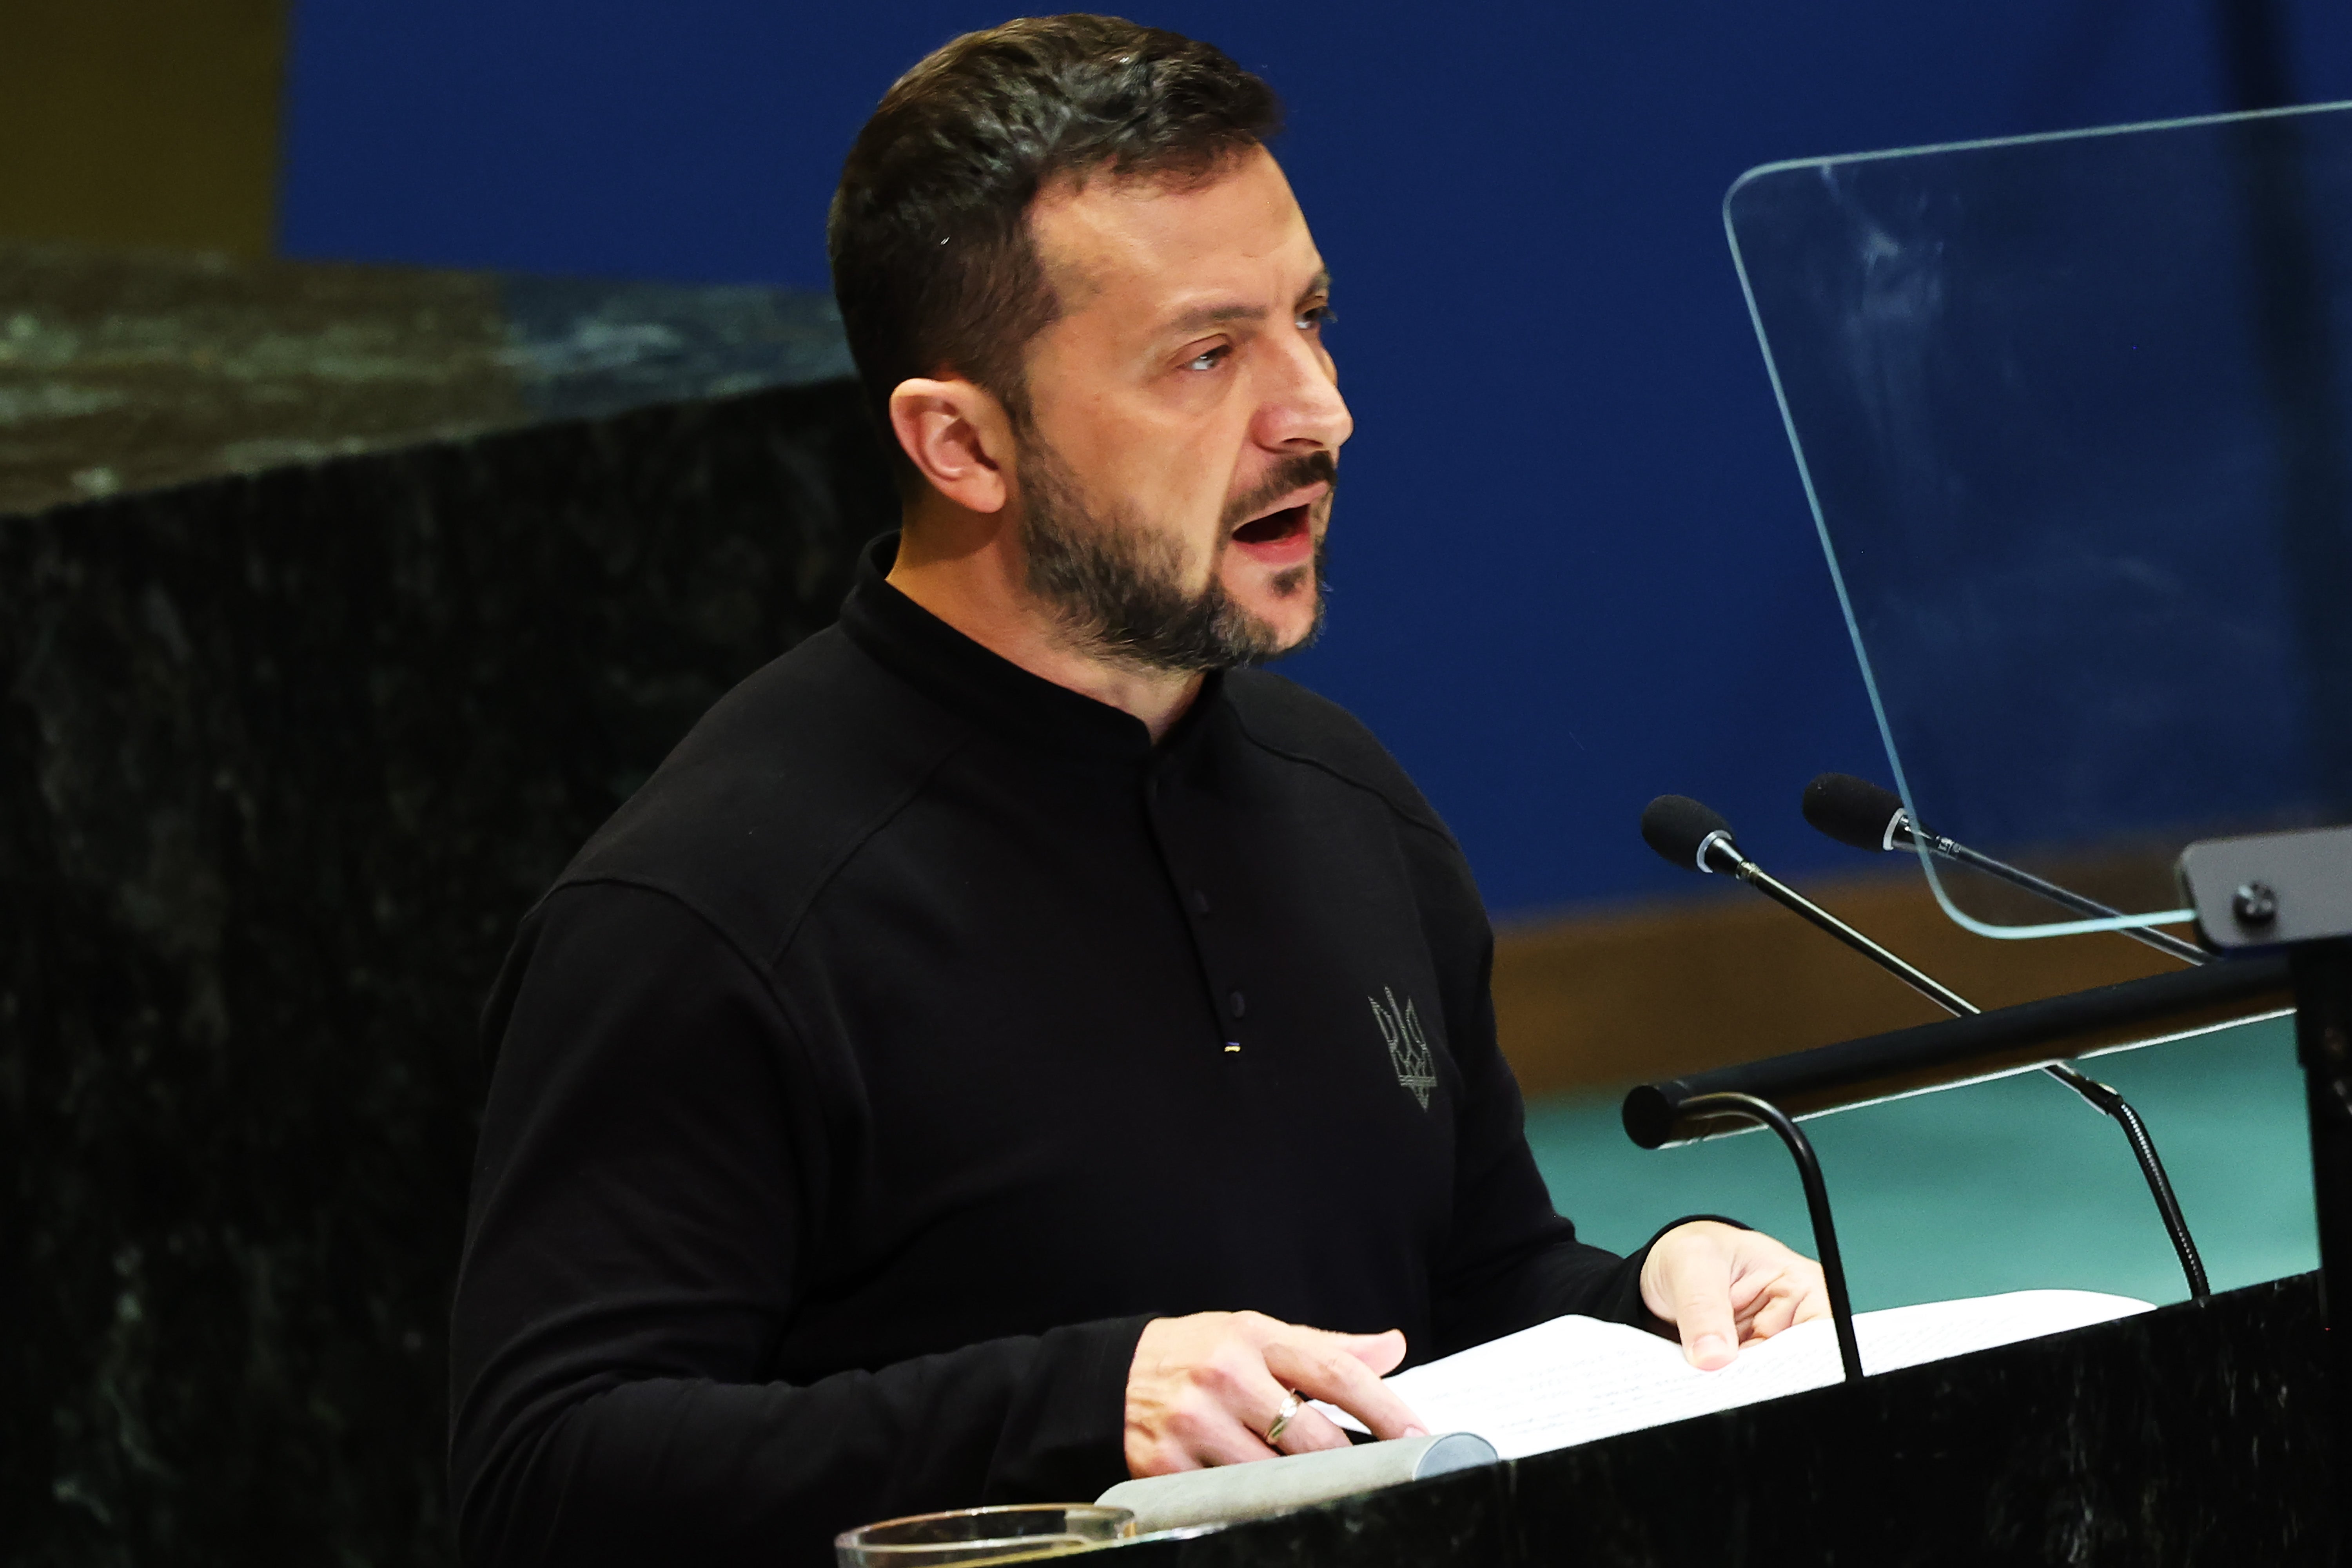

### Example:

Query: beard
xmin=1016 ymin=441 xmax=1333 ymax=675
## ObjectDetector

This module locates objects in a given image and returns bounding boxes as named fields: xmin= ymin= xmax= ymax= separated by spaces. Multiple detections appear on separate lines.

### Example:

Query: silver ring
xmin=1264 ymin=1390 xmax=1302 ymax=1447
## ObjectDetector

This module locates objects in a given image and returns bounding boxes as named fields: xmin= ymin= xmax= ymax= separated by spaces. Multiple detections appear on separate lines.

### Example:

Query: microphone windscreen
xmin=1641 ymin=795 xmax=1734 ymax=872
xmin=1801 ymin=773 xmax=1907 ymax=851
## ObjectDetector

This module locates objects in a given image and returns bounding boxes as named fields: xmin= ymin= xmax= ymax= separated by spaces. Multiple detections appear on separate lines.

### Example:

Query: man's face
xmin=1013 ymin=145 xmax=1350 ymax=669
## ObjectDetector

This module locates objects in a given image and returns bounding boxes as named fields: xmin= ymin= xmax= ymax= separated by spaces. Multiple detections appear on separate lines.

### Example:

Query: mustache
xmin=1221 ymin=450 xmax=1338 ymax=531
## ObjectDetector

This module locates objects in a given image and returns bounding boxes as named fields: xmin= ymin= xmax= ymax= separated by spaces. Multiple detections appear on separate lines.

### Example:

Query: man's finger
xmin=1662 ymin=1251 xmax=1740 ymax=1370
xmin=1784 ymin=1265 xmax=1831 ymax=1324
xmin=1723 ymin=1235 xmax=1831 ymax=1341
xmin=1195 ymin=1366 xmax=1356 ymax=1462
xmin=1185 ymin=1412 xmax=1287 ymax=1468
xmin=1264 ymin=1338 xmax=1427 ymax=1441
xmin=1174 ymin=1367 xmax=1301 ymax=1468
xmin=1744 ymin=1290 xmax=1800 ymax=1342
xmin=1311 ymin=1327 xmax=1407 ymax=1376
xmin=1261 ymin=1394 xmax=1355 ymax=1456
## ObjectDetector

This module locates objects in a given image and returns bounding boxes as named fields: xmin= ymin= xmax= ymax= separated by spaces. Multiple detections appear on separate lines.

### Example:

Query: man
xmin=449 ymin=16 xmax=1828 ymax=1565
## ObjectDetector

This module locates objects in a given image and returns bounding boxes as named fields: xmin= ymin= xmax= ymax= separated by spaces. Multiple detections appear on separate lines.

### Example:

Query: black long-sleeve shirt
xmin=449 ymin=535 xmax=1661 ymax=1566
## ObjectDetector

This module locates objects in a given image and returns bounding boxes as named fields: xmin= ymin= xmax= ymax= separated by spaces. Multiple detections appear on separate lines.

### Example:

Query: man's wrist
xmin=996 ymin=1314 xmax=1161 ymax=1501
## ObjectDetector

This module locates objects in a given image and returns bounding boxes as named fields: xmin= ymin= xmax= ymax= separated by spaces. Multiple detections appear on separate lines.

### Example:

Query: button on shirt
xmin=448 ymin=535 xmax=1660 ymax=1567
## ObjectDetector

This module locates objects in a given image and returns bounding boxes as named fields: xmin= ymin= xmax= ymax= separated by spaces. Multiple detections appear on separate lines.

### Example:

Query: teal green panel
xmin=1525 ymin=1015 xmax=2316 ymax=1311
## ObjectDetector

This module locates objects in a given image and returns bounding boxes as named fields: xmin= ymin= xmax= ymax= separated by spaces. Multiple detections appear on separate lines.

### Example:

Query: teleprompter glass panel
xmin=1728 ymin=101 xmax=2352 ymax=935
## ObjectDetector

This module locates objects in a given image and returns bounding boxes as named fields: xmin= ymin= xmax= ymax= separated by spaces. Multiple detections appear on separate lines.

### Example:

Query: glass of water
xmin=834 ymin=1503 xmax=1137 ymax=1565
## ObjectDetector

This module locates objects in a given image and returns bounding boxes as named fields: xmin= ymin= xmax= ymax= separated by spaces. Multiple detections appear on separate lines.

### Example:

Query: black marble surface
xmin=1107 ymin=1273 xmax=2339 ymax=1566
xmin=0 ymin=242 xmax=852 ymax=515
xmin=3 ymin=375 xmax=894 ymax=1563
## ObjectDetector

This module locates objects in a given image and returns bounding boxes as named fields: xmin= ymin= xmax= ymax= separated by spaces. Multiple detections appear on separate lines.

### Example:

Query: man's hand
xmin=1640 ymin=1221 xmax=1829 ymax=1370
xmin=1123 ymin=1311 xmax=1429 ymax=1476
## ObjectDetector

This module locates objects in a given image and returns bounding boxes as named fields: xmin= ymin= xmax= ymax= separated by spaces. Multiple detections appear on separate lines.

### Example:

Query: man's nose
xmin=1252 ymin=328 xmax=1353 ymax=453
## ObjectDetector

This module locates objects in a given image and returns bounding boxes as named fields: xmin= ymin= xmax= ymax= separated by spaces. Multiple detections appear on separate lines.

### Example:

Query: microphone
xmin=1641 ymin=794 xmax=2210 ymax=1298
xmin=1800 ymin=774 xmax=2207 ymax=966
xmin=1642 ymin=796 xmax=1973 ymax=1013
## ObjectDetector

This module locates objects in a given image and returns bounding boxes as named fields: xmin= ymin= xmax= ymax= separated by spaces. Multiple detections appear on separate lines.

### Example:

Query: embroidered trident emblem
xmin=1368 ymin=986 xmax=1437 ymax=1110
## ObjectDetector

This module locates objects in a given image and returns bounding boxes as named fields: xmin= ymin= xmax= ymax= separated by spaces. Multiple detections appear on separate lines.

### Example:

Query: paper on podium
xmin=1320 ymin=1289 xmax=2152 ymax=1461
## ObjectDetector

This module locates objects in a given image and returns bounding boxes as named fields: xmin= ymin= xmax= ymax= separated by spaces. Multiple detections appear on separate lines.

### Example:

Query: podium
xmin=1101 ymin=1274 xmax=2333 ymax=1564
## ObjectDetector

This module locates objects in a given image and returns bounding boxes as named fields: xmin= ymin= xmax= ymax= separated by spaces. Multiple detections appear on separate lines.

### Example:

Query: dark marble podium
xmin=1109 ymin=1273 xmax=2338 ymax=1566
xmin=1 ymin=243 xmax=894 ymax=1564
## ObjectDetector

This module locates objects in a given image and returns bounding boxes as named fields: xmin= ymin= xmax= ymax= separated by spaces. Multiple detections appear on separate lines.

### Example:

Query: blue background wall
xmin=277 ymin=0 xmax=2352 ymax=917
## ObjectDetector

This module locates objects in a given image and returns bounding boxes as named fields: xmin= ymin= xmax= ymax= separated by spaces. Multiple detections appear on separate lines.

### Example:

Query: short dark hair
xmin=828 ymin=15 xmax=1282 ymax=469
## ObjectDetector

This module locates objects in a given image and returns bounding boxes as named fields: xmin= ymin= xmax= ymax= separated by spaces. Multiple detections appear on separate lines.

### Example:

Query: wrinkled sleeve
xmin=449 ymin=883 xmax=1147 ymax=1568
xmin=1413 ymin=849 xmax=1732 ymax=1358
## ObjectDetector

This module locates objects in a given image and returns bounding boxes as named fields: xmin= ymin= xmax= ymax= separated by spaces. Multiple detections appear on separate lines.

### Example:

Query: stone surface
xmin=0 ymin=241 xmax=853 ymax=516
xmin=2 ymin=371 xmax=894 ymax=1563
xmin=1105 ymin=1273 xmax=2339 ymax=1566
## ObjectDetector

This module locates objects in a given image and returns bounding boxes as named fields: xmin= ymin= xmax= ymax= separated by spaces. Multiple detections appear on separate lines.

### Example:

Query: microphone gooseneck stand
xmin=1911 ymin=833 xmax=2209 ymax=964
xmin=1642 ymin=795 xmax=2211 ymax=1301
xmin=1800 ymin=773 xmax=2209 ymax=966
xmin=1796 ymin=777 xmax=2214 ymax=1297
xmin=1713 ymin=845 xmax=2210 ymax=1300
xmin=1677 ymin=1090 xmax=1865 ymax=1383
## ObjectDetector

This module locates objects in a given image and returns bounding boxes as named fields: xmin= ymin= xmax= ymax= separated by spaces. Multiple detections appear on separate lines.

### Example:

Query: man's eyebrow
xmin=1162 ymin=273 xmax=1334 ymax=335
xmin=1166 ymin=299 xmax=1268 ymax=334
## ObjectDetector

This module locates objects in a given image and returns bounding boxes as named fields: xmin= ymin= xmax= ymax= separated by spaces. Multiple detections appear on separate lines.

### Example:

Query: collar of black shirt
xmin=840 ymin=531 xmax=1230 ymax=764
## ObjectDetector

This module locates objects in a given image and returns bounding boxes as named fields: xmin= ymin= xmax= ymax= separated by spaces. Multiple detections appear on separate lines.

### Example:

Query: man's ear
xmin=888 ymin=377 xmax=1012 ymax=514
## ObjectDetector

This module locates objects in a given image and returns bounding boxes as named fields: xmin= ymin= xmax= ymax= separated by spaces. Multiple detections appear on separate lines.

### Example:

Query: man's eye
xmin=1298 ymin=304 xmax=1337 ymax=334
xmin=1185 ymin=344 xmax=1231 ymax=372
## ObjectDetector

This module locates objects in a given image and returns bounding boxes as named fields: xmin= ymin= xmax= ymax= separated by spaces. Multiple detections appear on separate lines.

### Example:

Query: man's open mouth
xmin=1232 ymin=503 xmax=1311 ymax=546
